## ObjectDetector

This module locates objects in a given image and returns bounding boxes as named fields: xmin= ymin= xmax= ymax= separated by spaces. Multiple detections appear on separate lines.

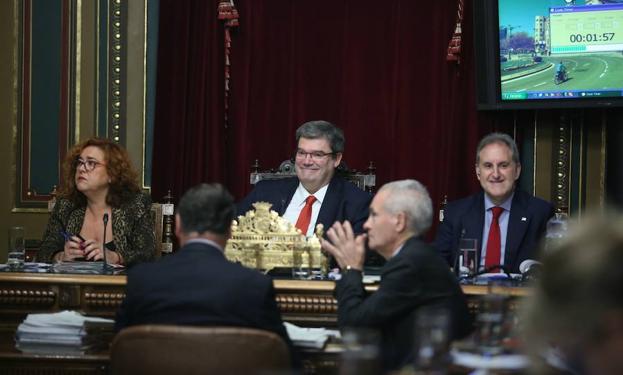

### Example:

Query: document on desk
xmin=284 ymin=322 xmax=340 ymax=350
xmin=52 ymin=261 xmax=125 ymax=274
xmin=15 ymin=310 xmax=114 ymax=354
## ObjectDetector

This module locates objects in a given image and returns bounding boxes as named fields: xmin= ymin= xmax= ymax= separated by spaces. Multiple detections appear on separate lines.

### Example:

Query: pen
xmin=60 ymin=230 xmax=85 ymax=242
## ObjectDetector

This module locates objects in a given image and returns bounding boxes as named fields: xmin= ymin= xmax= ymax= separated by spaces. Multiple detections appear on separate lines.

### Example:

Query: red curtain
xmin=152 ymin=0 xmax=493 ymax=222
xmin=152 ymin=0 xmax=226 ymax=202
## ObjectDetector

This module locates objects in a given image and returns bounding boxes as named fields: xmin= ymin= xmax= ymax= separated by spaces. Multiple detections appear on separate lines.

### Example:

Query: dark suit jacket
xmin=335 ymin=236 xmax=473 ymax=371
xmin=237 ymin=175 xmax=372 ymax=235
xmin=434 ymin=190 xmax=554 ymax=274
xmin=115 ymin=242 xmax=292 ymax=351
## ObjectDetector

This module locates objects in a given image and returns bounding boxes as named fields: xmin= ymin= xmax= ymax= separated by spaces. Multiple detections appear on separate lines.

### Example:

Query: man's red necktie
xmin=295 ymin=196 xmax=317 ymax=235
xmin=485 ymin=206 xmax=504 ymax=272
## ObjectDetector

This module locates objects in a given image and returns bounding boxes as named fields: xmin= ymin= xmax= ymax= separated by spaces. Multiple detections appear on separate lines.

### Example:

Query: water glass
xmin=414 ymin=307 xmax=451 ymax=371
xmin=292 ymin=249 xmax=310 ymax=279
xmin=8 ymin=226 xmax=25 ymax=270
xmin=340 ymin=328 xmax=381 ymax=375
xmin=458 ymin=238 xmax=478 ymax=278
xmin=476 ymin=285 xmax=510 ymax=355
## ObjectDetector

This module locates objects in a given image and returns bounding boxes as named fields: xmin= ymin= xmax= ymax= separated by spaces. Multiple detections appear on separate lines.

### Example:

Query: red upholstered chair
xmin=110 ymin=325 xmax=291 ymax=375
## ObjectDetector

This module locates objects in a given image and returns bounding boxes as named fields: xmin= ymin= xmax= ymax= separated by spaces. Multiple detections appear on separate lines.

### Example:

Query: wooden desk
xmin=0 ymin=272 xmax=530 ymax=329
xmin=0 ymin=272 xmax=529 ymax=374
xmin=0 ymin=329 xmax=108 ymax=374
xmin=0 ymin=273 xmax=125 ymax=330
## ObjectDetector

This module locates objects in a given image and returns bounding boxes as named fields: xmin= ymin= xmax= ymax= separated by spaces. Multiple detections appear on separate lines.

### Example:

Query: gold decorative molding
xmin=84 ymin=290 xmax=125 ymax=307
xmin=109 ymin=0 xmax=125 ymax=143
xmin=276 ymin=294 xmax=337 ymax=314
xmin=141 ymin=0 xmax=148 ymax=189
xmin=552 ymin=117 xmax=571 ymax=211
xmin=0 ymin=287 xmax=56 ymax=306
xmin=74 ymin=0 xmax=82 ymax=142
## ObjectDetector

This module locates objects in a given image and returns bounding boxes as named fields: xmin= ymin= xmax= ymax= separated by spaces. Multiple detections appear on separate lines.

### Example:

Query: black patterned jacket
xmin=37 ymin=192 xmax=156 ymax=267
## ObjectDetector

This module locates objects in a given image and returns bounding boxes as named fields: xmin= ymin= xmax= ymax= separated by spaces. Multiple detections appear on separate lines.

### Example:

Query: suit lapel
xmin=275 ymin=178 xmax=299 ymax=215
xmin=505 ymin=191 xmax=530 ymax=267
xmin=317 ymin=176 xmax=342 ymax=229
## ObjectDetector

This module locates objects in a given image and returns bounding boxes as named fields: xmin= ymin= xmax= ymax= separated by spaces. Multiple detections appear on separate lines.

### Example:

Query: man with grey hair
xmin=237 ymin=120 xmax=371 ymax=238
xmin=116 ymin=183 xmax=295 ymax=366
xmin=321 ymin=179 xmax=472 ymax=371
xmin=434 ymin=132 xmax=554 ymax=274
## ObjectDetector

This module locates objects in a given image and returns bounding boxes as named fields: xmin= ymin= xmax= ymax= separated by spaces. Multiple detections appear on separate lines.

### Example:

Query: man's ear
xmin=395 ymin=212 xmax=407 ymax=233
xmin=475 ymin=164 xmax=481 ymax=181
xmin=333 ymin=152 xmax=343 ymax=168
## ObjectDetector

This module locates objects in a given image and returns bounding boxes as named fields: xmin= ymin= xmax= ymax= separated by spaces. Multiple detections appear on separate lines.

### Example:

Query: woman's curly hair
xmin=59 ymin=138 xmax=141 ymax=207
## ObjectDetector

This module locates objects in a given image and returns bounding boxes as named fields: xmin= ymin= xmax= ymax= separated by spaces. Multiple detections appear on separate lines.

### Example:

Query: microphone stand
xmin=459 ymin=265 xmax=517 ymax=285
xmin=102 ymin=213 xmax=109 ymax=274
xmin=474 ymin=265 xmax=513 ymax=280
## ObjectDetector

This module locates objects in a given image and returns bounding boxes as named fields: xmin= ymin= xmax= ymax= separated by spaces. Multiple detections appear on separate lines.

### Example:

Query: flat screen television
xmin=474 ymin=0 xmax=623 ymax=110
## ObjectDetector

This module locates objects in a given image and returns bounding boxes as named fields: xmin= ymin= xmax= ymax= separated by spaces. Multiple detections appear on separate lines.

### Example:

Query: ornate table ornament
xmin=226 ymin=202 xmax=327 ymax=277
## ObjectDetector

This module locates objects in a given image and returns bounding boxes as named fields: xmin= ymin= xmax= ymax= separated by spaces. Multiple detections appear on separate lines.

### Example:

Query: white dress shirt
xmin=283 ymin=183 xmax=329 ymax=237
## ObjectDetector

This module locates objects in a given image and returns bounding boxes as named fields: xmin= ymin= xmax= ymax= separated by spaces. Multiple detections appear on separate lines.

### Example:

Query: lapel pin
xmin=521 ymin=217 xmax=527 ymax=221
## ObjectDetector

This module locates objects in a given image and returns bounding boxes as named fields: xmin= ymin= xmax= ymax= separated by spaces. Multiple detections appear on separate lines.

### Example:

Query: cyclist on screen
xmin=555 ymin=60 xmax=567 ymax=83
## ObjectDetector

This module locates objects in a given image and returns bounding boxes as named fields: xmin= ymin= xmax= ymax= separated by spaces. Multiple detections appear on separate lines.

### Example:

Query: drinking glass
xmin=340 ymin=328 xmax=381 ymax=375
xmin=292 ymin=249 xmax=310 ymax=279
xmin=458 ymin=238 xmax=478 ymax=279
xmin=476 ymin=282 xmax=510 ymax=355
xmin=414 ymin=306 xmax=451 ymax=371
xmin=8 ymin=226 xmax=25 ymax=270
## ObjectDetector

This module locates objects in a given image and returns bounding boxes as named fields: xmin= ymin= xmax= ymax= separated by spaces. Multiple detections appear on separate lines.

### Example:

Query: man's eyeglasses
xmin=295 ymin=149 xmax=335 ymax=161
xmin=74 ymin=158 xmax=105 ymax=172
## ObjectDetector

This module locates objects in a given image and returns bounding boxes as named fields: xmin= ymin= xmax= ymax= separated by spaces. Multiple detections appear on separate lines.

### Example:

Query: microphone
xmin=102 ymin=213 xmax=109 ymax=274
xmin=476 ymin=264 xmax=512 ymax=278
xmin=519 ymin=259 xmax=542 ymax=282
xmin=464 ymin=265 xmax=514 ymax=283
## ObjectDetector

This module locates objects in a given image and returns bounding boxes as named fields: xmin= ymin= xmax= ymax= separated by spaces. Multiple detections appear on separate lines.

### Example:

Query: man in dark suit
xmin=115 ymin=183 xmax=293 ymax=359
xmin=321 ymin=180 xmax=472 ymax=371
xmin=434 ymin=132 xmax=554 ymax=274
xmin=237 ymin=120 xmax=371 ymax=237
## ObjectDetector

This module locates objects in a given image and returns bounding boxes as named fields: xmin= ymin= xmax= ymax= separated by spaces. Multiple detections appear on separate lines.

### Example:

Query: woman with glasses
xmin=37 ymin=138 xmax=155 ymax=267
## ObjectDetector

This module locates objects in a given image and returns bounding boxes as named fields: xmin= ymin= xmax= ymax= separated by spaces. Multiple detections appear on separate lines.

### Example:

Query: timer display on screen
xmin=550 ymin=5 xmax=623 ymax=53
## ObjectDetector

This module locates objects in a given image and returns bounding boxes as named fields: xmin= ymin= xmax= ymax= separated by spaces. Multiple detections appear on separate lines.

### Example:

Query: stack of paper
xmin=15 ymin=310 xmax=114 ymax=355
xmin=284 ymin=322 xmax=340 ymax=350
xmin=52 ymin=261 xmax=125 ymax=275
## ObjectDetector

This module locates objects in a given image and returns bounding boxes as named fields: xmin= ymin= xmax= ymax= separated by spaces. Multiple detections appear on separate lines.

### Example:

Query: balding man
xmin=322 ymin=179 xmax=472 ymax=371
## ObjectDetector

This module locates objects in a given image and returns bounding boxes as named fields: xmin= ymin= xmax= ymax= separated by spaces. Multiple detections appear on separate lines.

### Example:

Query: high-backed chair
xmin=250 ymin=159 xmax=377 ymax=192
xmin=150 ymin=203 xmax=164 ymax=258
xmin=110 ymin=325 xmax=291 ymax=375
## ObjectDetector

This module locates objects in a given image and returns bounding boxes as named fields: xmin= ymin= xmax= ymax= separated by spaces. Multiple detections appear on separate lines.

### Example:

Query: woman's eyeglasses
xmin=74 ymin=158 xmax=105 ymax=172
